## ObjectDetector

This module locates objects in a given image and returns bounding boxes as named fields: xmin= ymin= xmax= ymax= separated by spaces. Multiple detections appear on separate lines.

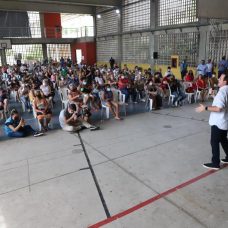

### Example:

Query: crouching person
xmin=59 ymin=103 xmax=99 ymax=132
xmin=4 ymin=109 xmax=43 ymax=137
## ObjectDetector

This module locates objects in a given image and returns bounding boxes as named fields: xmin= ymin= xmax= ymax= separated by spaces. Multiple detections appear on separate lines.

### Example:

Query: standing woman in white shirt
xmin=195 ymin=73 xmax=228 ymax=170
xmin=206 ymin=59 xmax=213 ymax=78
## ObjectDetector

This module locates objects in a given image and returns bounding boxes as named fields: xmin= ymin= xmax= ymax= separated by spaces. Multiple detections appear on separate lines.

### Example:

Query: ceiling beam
xmin=31 ymin=0 xmax=121 ymax=7
xmin=0 ymin=0 xmax=121 ymax=11
xmin=10 ymin=37 xmax=95 ymax=44
xmin=0 ymin=1 xmax=95 ymax=14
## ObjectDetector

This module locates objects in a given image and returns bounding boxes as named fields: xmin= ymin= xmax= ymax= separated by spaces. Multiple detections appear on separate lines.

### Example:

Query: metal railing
xmin=0 ymin=26 xmax=94 ymax=38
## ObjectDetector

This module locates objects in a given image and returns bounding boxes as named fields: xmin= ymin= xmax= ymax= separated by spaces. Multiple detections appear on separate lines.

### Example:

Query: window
xmin=208 ymin=30 xmax=228 ymax=64
xmin=47 ymin=44 xmax=71 ymax=61
xmin=61 ymin=14 xmax=94 ymax=38
xmin=27 ymin=11 xmax=41 ymax=38
xmin=158 ymin=0 xmax=198 ymax=27
xmin=122 ymin=33 xmax=149 ymax=63
xmin=156 ymin=32 xmax=199 ymax=67
xmin=122 ymin=0 xmax=150 ymax=32
xmin=97 ymin=36 xmax=119 ymax=62
xmin=6 ymin=44 xmax=43 ymax=65
xmin=96 ymin=10 xmax=119 ymax=37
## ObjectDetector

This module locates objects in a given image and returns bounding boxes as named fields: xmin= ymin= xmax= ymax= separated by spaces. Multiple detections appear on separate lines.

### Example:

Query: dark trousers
xmin=218 ymin=71 xmax=225 ymax=78
xmin=181 ymin=70 xmax=187 ymax=80
xmin=120 ymin=88 xmax=129 ymax=102
xmin=7 ymin=125 xmax=35 ymax=138
xmin=129 ymin=89 xmax=137 ymax=102
xmin=211 ymin=125 xmax=228 ymax=165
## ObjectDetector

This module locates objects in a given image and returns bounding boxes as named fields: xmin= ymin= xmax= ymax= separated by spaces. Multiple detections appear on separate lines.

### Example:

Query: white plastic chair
xmin=194 ymin=83 xmax=202 ymax=103
xmin=116 ymin=89 xmax=127 ymax=116
xmin=59 ymin=88 xmax=69 ymax=109
xmin=0 ymin=110 xmax=6 ymax=120
xmin=144 ymin=91 xmax=153 ymax=111
xmin=21 ymin=101 xmax=26 ymax=112
xmin=208 ymin=80 xmax=218 ymax=98
xmin=167 ymin=84 xmax=175 ymax=105
xmin=31 ymin=104 xmax=41 ymax=131
xmin=195 ymin=82 xmax=209 ymax=103
xmin=99 ymin=91 xmax=110 ymax=120
xmin=10 ymin=90 xmax=17 ymax=102
xmin=48 ymin=96 xmax=54 ymax=109
xmin=146 ymin=98 xmax=153 ymax=111
xmin=183 ymin=82 xmax=195 ymax=104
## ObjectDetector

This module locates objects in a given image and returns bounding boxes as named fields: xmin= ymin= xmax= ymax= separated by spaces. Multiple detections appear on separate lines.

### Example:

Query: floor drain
xmin=163 ymin=125 xmax=172 ymax=128
xmin=72 ymin=149 xmax=83 ymax=154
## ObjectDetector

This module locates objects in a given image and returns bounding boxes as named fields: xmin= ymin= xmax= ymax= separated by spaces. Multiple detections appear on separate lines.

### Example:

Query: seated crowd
xmin=0 ymin=58 xmax=219 ymax=138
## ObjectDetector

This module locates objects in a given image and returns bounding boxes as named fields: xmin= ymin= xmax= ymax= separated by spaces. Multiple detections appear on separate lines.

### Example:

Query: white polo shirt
xmin=209 ymin=85 xmax=228 ymax=130
xmin=59 ymin=110 xmax=66 ymax=128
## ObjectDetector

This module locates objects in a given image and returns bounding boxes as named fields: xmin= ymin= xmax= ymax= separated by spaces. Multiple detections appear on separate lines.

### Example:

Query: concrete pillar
xmin=93 ymin=13 xmax=97 ymax=64
xmin=149 ymin=0 xmax=158 ymax=70
xmin=39 ymin=12 xmax=48 ymax=61
xmin=0 ymin=48 xmax=7 ymax=65
xmin=198 ymin=29 xmax=207 ymax=63
xmin=198 ymin=18 xmax=208 ymax=63
xmin=42 ymin=43 xmax=48 ymax=61
xmin=117 ymin=7 xmax=122 ymax=66
xmin=39 ymin=12 xmax=45 ymax=38
xmin=93 ymin=12 xmax=97 ymax=38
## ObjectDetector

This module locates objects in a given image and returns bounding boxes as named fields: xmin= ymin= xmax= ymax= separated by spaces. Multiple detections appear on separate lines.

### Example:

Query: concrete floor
xmin=0 ymin=101 xmax=228 ymax=228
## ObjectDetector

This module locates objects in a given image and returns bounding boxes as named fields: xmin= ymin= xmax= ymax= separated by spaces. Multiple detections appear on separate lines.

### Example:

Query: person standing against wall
xmin=109 ymin=57 xmax=115 ymax=70
xmin=197 ymin=60 xmax=207 ymax=77
xmin=180 ymin=59 xmax=188 ymax=80
xmin=206 ymin=59 xmax=213 ymax=78
xmin=218 ymin=56 xmax=228 ymax=78
xmin=195 ymin=73 xmax=228 ymax=170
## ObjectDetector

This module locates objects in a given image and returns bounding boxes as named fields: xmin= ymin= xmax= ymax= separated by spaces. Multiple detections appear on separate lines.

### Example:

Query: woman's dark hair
xmin=68 ymin=103 xmax=77 ymax=111
xmin=68 ymin=83 xmax=77 ymax=91
xmin=10 ymin=109 xmax=19 ymax=116
xmin=224 ymin=72 xmax=228 ymax=84
xmin=35 ymin=90 xmax=42 ymax=98
xmin=65 ymin=103 xmax=77 ymax=119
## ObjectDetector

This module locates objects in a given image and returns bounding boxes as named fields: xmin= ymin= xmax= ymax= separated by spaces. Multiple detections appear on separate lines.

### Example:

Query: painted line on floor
xmin=88 ymin=164 xmax=227 ymax=228
xmin=77 ymin=132 xmax=111 ymax=218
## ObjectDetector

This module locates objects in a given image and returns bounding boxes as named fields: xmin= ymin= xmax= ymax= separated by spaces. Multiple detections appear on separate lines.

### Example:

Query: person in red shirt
xmin=160 ymin=73 xmax=170 ymax=97
xmin=196 ymin=74 xmax=208 ymax=102
xmin=184 ymin=70 xmax=196 ymax=93
xmin=118 ymin=74 xmax=129 ymax=103
xmin=185 ymin=70 xmax=194 ymax=82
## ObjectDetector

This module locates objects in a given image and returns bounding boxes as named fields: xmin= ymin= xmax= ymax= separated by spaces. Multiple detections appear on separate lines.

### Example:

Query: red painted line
xmin=88 ymin=165 xmax=227 ymax=228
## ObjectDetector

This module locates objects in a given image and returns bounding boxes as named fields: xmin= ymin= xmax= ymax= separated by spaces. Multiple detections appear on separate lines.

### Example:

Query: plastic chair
xmin=194 ymin=83 xmax=202 ymax=103
xmin=116 ymin=89 xmax=127 ymax=116
xmin=98 ymin=91 xmax=110 ymax=120
xmin=208 ymin=80 xmax=218 ymax=98
xmin=144 ymin=91 xmax=153 ymax=111
xmin=167 ymin=84 xmax=175 ymax=105
xmin=59 ymin=88 xmax=69 ymax=109
xmin=30 ymin=104 xmax=41 ymax=131
xmin=10 ymin=90 xmax=17 ymax=102
xmin=146 ymin=98 xmax=153 ymax=111
xmin=0 ymin=110 xmax=6 ymax=120
xmin=183 ymin=82 xmax=195 ymax=104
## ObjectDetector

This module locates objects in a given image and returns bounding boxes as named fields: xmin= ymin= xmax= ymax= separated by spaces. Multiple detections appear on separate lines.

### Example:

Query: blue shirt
xmin=4 ymin=117 xmax=19 ymax=134
xmin=197 ymin=64 xmax=207 ymax=76
xmin=218 ymin=60 xmax=228 ymax=72
xmin=180 ymin=62 xmax=188 ymax=72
